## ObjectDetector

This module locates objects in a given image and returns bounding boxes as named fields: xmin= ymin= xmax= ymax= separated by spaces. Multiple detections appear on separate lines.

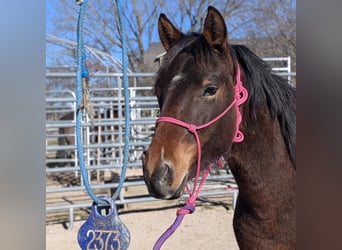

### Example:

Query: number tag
xmin=78 ymin=196 xmax=130 ymax=250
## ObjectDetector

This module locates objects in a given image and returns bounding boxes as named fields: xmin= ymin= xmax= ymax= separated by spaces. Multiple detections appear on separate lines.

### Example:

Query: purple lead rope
xmin=153 ymin=204 xmax=195 ymax=250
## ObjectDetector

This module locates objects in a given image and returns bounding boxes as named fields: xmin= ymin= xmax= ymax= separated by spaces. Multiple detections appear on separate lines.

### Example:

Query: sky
xmin=46 ymin=1 xmax=55 ymax=32
xmin=46 ymin=0 xmax=296 ymax=69
xmin=46 ymin=0 xmax=157 ymax=66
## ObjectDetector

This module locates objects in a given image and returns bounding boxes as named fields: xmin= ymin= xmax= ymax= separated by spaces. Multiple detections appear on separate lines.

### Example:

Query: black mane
xmin=157 ymin=33 xmax=204 ymax=73
xmin=232 ymin=45 xmax=296 ymax=166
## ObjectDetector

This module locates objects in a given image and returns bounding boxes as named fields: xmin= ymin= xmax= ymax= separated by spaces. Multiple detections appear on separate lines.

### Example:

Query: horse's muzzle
xmin=143 ymin=160 xmax=186 ymax=199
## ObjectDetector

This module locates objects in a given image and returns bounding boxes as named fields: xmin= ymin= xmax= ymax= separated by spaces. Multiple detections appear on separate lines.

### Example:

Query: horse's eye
xmin=202 ymin=85 xmax=218 ymax=97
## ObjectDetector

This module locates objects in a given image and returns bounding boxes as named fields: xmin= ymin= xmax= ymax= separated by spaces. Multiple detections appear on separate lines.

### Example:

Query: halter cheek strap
xmin=153 ymin=64 xmax=248 ymax=250
xmin=233 ymin=65 xmax=249 ymax=142
xmin=157 ymin=64 xmax=248 ymax=157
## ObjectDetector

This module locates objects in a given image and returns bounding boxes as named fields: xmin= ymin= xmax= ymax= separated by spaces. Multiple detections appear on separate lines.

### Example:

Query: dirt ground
xmin=46 ymin=167 xmax=239 ymax=249
xmin=46 ymin=205 xmax=239 ymax=250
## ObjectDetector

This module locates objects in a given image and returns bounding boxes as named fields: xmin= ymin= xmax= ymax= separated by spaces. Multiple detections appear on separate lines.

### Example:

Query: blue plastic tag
xmin=78 ymin=196 xmax=130 ymax=250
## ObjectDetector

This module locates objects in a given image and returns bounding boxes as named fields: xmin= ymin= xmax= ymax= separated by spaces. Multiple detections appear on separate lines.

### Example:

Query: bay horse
xmin=143 ymin=6 xmax=296 ymax=249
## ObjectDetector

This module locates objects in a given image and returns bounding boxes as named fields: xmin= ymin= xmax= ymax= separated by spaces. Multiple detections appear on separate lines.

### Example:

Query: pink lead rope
xmin=153 ymin=65 xmax=248 ymax=250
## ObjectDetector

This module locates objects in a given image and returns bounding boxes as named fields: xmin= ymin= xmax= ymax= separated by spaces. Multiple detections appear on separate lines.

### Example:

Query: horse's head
xmin=143 ymin=6 xmax=239 ymax=199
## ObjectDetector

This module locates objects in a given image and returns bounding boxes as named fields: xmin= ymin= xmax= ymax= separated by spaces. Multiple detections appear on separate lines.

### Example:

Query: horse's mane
xmin=157 ymin=33 xmax=203 ymax=74
xmin=231 ymin=45 xmax=296 ymax=166
xmin=157 ymin=34 xmax=296 ymax=166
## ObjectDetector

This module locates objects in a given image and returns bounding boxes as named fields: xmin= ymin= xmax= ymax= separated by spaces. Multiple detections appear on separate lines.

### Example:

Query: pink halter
xmin=153 ymin=64 xmax=248 ymax=250
xmin=158 ymin=65 xmax=247 ymax=141
xmin=156 ymin=64 xmax=248 ymax=201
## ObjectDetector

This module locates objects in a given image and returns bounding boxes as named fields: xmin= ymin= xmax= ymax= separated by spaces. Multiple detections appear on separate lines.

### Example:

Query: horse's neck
xmin=227 ymin=105 xmax=295 ymax=219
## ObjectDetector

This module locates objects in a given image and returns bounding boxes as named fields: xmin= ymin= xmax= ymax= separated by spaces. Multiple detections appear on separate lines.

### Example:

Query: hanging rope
xmin=75 ymin=0 xmax=130 ymax=205
xmin=111 ymin=0 xmax=130 ymax=201
xmin=75 ymin=0 xmax=104 ymax=205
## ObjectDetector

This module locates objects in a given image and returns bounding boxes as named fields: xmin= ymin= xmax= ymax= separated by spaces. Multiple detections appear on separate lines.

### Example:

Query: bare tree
xmin=242 ymin=0 xmax=296 ymax=70
xmin=157 ymin=0 xmax=295 ymax=71
xmin=121 ymin=0 xmax=163 ymax=71
xmin=48 ymin=0 xmax=163 ymax=72
xmin=47 ymin=0 xmax=296 ymax=73
xmin=162 ymin=0 xmax=250 ymax=35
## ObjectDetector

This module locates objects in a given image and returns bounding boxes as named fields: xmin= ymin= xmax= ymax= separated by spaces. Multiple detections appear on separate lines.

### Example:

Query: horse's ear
xmin=158 ymin=14 xmax=183 ymax=51
xmin=203 ymin=6 xmax=229 ymax=54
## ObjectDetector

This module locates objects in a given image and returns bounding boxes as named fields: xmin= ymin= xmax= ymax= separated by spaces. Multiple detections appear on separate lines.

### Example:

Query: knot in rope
xmin=234 ymin=130 xmax=244 ymax=142
xmin=187 ymin=124 xmax=197 ymax=134
xmin=176 ymin=203 xmax=196 ymax=215
xmin=235 ymin=84 xmax=248 ymax=105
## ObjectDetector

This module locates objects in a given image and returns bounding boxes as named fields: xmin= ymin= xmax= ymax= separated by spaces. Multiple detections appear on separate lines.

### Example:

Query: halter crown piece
xmin=153 ymin=64 xmax=248 ymax=250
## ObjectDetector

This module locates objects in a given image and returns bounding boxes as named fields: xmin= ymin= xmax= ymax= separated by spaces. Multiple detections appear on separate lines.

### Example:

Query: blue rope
xmin=111 ymin=0 xmax=130 ymax=201
xmin=76 ymin=0 xmax=105 ymax=205
xmin=76 ymin=0 xmax=130 ymax=205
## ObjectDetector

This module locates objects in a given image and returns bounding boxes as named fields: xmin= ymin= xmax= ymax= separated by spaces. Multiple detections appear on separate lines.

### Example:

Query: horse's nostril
xmin=153 ymin=161 xmax=173 ymax=182
xmin=148 ymin=161 xmax=174 ymax=198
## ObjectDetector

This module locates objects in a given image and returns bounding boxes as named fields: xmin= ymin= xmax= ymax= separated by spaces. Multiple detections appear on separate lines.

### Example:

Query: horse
xmin=143 ymin=6 xmax=296 ymax=249
xmin=56 ymin=108 xmax=121 ymax=166
xmin=56 ymin=111 xmax=76 ymax=162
